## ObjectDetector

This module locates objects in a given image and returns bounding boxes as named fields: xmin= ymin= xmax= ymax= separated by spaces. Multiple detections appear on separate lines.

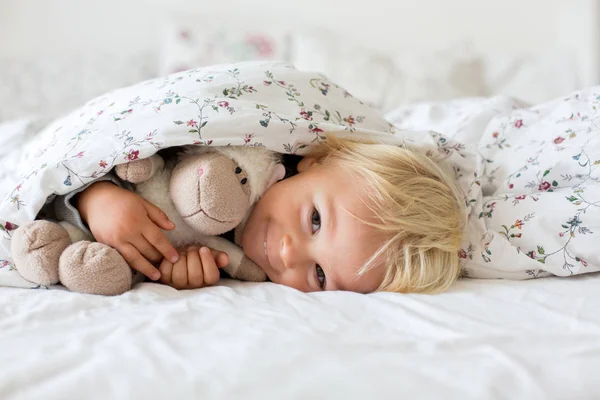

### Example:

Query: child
xmin=65 ymin=136 xmax=465 ymax=293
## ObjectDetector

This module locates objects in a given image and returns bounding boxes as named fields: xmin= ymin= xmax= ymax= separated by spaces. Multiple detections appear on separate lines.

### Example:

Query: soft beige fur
xmin=11 ymin=220 xmax=71 ymax=285
xmin=11 ymin=146 xmax=283 ymax=295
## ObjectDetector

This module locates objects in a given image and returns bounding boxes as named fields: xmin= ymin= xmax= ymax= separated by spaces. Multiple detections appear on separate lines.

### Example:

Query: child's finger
xmin=143 ymin=200 xmax=176 ymax=231
xmin=158 ymin=258 xmax=173 ymax=284
xmin=119 ymin=243 xmax=160 ymax=281
xmin=171 ymin=254 xmax=188 ymax=289
xmin=200 ymin=247 xmax=220 ymax=286
xmin=143 ymin=225 xmax=179 ymax=264
xmin=209 ymin=249 xmax=229 ymax=268
xmin=186 ymin=247 xmax=204 ymax=288
xmin=132 ymin=236 xmax=162 ymax=264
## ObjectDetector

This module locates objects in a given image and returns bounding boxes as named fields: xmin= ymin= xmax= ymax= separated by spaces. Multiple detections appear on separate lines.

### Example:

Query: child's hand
xmin=158 ymin=246 xmax=229 ymax=289
xmin=76 ymin=181 xmax=179 ymax=281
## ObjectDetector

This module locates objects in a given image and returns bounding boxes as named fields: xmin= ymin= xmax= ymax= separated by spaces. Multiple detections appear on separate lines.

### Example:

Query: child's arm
xmin=157 ymin=246 xmax=229 ymax=289
xmin=74 ymin=180 xmax=179 ymax=281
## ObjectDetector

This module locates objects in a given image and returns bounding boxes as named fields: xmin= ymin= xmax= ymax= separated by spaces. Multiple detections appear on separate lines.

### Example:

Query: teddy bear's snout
xmin=170 ymin=152 xmax=253 ymax=236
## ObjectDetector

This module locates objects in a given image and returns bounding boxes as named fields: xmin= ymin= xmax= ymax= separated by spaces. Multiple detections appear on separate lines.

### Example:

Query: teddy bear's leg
xmin=10 ymin=220 xmax=72 ymax=285
xmin=59 ymin=241 xmax=132 ymax=296
xmin=202 ymin=235 xmax=267 ymax=282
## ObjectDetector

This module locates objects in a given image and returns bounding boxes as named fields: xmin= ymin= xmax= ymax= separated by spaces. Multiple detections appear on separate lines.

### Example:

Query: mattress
xmin=1 ymin=274 xmax=600 ymax=399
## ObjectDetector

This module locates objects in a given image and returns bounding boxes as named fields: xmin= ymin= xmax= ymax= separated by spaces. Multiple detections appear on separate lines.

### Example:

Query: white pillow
xmin=158 ymin=14 xmax=292 ymax=76
xmin=480 ymin=50 xmax=581 ymax=104
xmin=290 ymin=30 xmax=487 ymax=113
xmin=290 ymin=29 xmax=403 ymax=112
xmin=389 ymin=44 xmax=488 ymax=107
xmin=0 ymin=51 xmax=158 ymax=123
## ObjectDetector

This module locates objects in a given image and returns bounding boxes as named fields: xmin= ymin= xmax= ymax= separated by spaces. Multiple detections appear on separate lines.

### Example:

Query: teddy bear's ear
xmin=265 ymin=164 xmax=286 ymax=190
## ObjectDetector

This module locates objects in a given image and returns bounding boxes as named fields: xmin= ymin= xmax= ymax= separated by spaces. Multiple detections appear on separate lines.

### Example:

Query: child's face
xmin=241 ymin=157 xmax=385 ymax=293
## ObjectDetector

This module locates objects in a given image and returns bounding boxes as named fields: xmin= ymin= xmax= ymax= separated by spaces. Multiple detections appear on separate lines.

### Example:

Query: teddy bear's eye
xmin=235 ymin=167 xmax=242 ymax=174
xmin=241 ymin=177 xmax=248 ymax=185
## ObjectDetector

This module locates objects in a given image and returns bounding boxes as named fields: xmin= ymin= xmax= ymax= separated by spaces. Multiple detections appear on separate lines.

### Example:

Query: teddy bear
xmin=10 ymin=145 xmax=284 ymax=295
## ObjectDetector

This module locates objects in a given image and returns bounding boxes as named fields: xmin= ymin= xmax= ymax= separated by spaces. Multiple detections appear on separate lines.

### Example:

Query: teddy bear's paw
xmin=115 ymin=157 xmax=155 ymax=183
xmin=59 ymin=241 xmax=132 ymax=296
xmin=234 ymin=256 xmax=268 ymax=282
xmin=10 ymin=220 xmax=71 ymax=285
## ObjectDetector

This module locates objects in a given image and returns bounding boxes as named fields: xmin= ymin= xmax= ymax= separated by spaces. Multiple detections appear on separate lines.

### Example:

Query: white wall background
xmin=1 ymin=0 xmax=599 ymax=89
xmin=0 ymin=1 xmax=593 ymax=51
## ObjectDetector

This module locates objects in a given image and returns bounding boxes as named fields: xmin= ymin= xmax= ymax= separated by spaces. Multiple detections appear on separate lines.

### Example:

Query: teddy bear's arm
xmin=115 ymin=154 xmax=165 ymax=184
xmin=201 ymin=235 xmax=267 ymax=282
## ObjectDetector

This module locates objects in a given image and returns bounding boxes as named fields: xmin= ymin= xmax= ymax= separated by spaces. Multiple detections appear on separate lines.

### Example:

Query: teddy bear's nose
xmin=198 ymin=167 xmax=204 ymax=177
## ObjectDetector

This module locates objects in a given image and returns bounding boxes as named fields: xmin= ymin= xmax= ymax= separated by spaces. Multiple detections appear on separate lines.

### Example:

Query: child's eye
xmin=311 ymin=208 xmax=321 ymax=234
xmin=315 ymin=264 xmax=326 ymax=290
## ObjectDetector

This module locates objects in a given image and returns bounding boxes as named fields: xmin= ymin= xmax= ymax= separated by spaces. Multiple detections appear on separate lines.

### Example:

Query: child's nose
xmin=280 ymin=234 xmax=308 ymax=270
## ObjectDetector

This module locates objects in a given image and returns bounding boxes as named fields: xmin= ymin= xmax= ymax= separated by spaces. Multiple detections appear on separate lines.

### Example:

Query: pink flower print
xmin=179 ymin=30 xmax=191 ymax=40
xmin=4 ymin=222 xmax=16 ymax=231
xmin=245 ymin=35 xmax=274 ymax=57
xmin=344 ymin=115 xmax=356 ymax=126
xmin=492 ymin=132 xmax=499 ymax=138
xmin=76 ymin=152 xmax=85 ymax=158
xmin=458 ymin=249 xmax=467 ymax=259
xmin=97 ymin=110 xmax=104 ymax=116
xmin=187 ymin=119 xmax=198 ymax=127
xmin=508 ymin=184 xmax=514 ymax=189
xmin=553 ymin=136 xmax=565 ymax=145
xmin=513 ymin=233 xmax=522 ymax=238
xmin=244 ymin=134 xmax=254 ymax=144
xmin=559 ymin=232 xmax=565 ymax=237
xmin=99 ymin=160 xmax=108 ymax=168
xmin=218 ymin=101 xmax=229 ymax=108
xmin=299 ymin=109 xmax=313 ymax=121
xmin=264 ymin=80 xmax=272 ymax=86
xmin=514 ymin=119 xmax=524 ymax=128
xmin=126 ymin=149 xmax=140 ymax=161
xmin=278 ymin=81 xmax=286 ymax=86
xmin=527 ymin=250 xmax=536 ymax=259
xmin=309 ymin=126 xmax=324 ymax=134
xmin=515 ymin=195 xmax=526 ymax=200
xmin=514 ymin=219 xmax=524 ymax=229
xmin=581 ymin=259 xmax=588 ymax=267
xmin=538 ymin=181 xmax=551 ymax=191
xmin=16 ymin=184 xmax=22 ymax=191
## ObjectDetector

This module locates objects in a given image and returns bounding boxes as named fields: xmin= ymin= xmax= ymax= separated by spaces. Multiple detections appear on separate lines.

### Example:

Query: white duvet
xmin=3 ymin=62 xmax=600 ymax=289
xmin=2 ymin=276 xmax=600 ymax=399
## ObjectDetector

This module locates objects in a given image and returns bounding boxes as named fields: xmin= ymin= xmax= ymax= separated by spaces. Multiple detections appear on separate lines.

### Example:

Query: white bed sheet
xmin=2 ymin=275 xmax=600 ymax=400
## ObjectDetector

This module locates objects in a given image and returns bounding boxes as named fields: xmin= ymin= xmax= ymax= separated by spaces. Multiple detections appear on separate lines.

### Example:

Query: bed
xmin=2 ymin=1 xmax=600 ymax=398
xmin=2 ymin=276 xmax=600 ymax=399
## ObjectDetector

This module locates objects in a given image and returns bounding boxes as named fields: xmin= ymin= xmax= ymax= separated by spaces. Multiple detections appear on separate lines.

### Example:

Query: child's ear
xmin=297 ymin=156 xmax=319 ymax=173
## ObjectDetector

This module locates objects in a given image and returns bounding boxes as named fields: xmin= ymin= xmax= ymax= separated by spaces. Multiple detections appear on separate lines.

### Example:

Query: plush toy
xmin=10 ymin=146 xmax=284 ymax=295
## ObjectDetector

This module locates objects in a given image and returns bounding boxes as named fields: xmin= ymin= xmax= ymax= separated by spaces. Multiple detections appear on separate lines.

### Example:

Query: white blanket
xmin=1 ymin=276 xmax=600 ymax=399
xmin=3 ymin=61 xmax=600 ymax=288
xmin=388 ymin=92 xmax=600 ymax=280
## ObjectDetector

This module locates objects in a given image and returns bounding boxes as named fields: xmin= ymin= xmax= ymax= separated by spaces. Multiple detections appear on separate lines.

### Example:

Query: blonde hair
xmin=309 ymin=135 xmax=466 ymax=294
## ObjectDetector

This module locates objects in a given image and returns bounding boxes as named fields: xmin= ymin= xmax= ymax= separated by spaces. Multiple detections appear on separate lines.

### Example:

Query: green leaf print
xmin=537 ymin=246 xmax=545 ymax=255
